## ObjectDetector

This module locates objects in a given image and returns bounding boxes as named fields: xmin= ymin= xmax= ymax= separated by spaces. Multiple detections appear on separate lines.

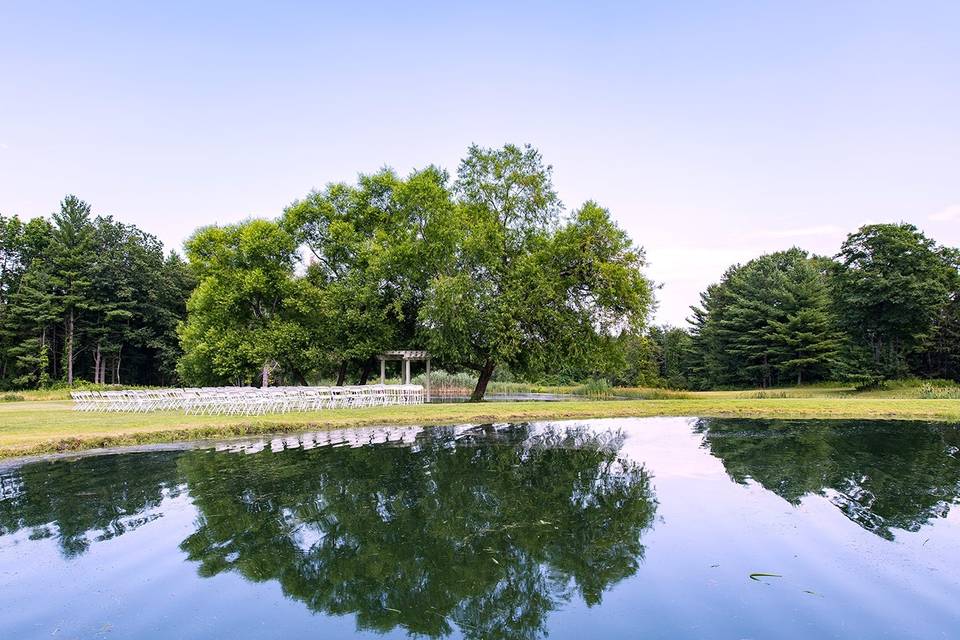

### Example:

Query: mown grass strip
xmin=1 ymin=398 xmax=958 ymax=459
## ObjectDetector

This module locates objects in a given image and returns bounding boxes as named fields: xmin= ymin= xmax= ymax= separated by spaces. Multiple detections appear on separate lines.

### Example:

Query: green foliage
xmin=178 ymin=220 xmax=318 ymax=386
xmin=0 ymin=197 xmax=192 ymax=389
xmin=684 ymin=223 xmax=960 ymax=389
xmin=421 ymin=145 xmax=654 ymax=399
xmin=689 ymin=248 xmax=844 ymax=388
xmin=9 ymin=163 xmax=957 ymax=397
xmin=281 ymin=166 xmax=458 ymax=383
xmin=832 ymin=223 xmax=956 ymax=378
xmin=646 ymin=325 xmax=694 ymax=388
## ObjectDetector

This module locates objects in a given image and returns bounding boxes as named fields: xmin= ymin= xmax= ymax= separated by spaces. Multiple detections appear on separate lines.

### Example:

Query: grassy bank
xmin=1 ymin=394 xmax=959 ymax=459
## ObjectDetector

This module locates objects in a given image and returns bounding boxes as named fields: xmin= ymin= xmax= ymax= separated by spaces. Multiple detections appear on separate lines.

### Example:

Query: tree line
xmin=0 ymin=196 xmax=193 ymax=388
xmin=647 ymin=224 xmax=960 ymax=389
xmin=2 ymin=144 xmax=957 ymax=395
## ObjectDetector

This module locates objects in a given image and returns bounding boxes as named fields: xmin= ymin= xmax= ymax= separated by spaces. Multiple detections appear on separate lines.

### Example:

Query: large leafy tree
xmin=421 ymin=145 xmax=653 ymax=400
xmin=83 ymin=217 xmax=194 ymax=385
xmin=832 ymin=224 xmax=955 ymax=378
xmin=282 ymin=167 xmax=457 ymax=383
xmin=178 ymin=219 xmax=319 ymax=386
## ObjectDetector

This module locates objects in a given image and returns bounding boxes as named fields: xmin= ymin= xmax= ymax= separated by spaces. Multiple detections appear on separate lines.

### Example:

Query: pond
xmin=1 ymin=418 xmax=959 ymax=639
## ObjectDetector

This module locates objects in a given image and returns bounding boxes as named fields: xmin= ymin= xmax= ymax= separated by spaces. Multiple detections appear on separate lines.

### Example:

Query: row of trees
xmin=4 ymin=148 xmax=957 ymax=394
xmin=652 ymin=223 xmax=959 ymax=389
xmin=0 ymin=197 xmax=193 ymax=389
xmin=178 ymin=144 xmax=653 ymax=399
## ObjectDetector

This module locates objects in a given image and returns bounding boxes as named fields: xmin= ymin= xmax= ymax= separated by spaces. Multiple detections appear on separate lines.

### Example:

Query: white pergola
xmin=378 ymin=350 xmax=431 ymax=401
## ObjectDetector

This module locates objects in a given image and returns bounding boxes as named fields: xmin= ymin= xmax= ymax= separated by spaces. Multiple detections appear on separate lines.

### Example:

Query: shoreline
xmin=2 ymin=398 xmax=959 ymax=460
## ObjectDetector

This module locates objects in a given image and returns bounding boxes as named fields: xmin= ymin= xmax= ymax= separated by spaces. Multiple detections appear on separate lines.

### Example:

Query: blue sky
xmin=1 ymin=1 xmax=958 ymax=325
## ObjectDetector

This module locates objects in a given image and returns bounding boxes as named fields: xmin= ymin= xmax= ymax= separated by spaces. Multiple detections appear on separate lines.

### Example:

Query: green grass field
xmin=1 ymin=387 xmax=959 ymax=459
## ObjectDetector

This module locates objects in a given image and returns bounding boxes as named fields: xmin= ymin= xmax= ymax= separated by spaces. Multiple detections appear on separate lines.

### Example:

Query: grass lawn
xmin=1 ymin=393 xmax=959 ymax=459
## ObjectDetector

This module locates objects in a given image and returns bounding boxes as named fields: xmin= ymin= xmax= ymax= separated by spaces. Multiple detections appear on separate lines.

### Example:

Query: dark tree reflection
xmin=178 ymin=424 xmax=657 ymax=639
xmin=695 ymin=418 xmax=960 ymax=539
xmin=0 ymin=452 xmax=182 ymax=557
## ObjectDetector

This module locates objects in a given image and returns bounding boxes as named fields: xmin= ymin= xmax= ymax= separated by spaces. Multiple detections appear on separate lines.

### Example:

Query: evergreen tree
xmin=1 ymin=259 xmax=57 ymax=386
xmin=47 ymin=196 xmax=96 ymax=384
xmin=0 ymin=198 xmax=193 ymax=389
xmin=689 ymin=249 xmax=842 ymax=388
xmin=769 ymin=257 xmax=843 ymax=384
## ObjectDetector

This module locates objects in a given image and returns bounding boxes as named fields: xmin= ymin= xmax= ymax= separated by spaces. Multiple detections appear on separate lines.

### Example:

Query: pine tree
xmin=48 ymin=196 xmax=95 ymax=385
xmin=769 ymin=258 xmax=843 ymax=384
xmin=690 ymin=249 xmax=843 ymax=388
xmin=2 ymin=260 xmax=58 ymax=386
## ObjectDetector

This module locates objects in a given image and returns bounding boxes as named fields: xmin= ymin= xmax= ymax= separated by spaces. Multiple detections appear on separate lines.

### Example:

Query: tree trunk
xmin=115 ymin=345 xmax=122 ymax=385
xmin=261 ymin=363 xmax=270 ymax=388
xmin=40 ymin=327 xmax=48 ymax=385
xmin=94 ymin=342 xmax=102 ymax=384
xmin=470 ymin=361 xmax=496 ymax=402
xmin=66 ymin=309 xmax=74 ymax=385
xmin=336 ymin=361 xmax=347 ymax=386
xmin=357 ymin=360 xmax=372 ymax=385
xmin=51 ymin=325 xmax=57 ymax=379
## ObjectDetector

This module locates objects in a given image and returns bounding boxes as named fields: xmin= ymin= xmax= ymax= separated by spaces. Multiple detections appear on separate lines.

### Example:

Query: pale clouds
xmin=930 ymin=205 xmax=960 ymax=222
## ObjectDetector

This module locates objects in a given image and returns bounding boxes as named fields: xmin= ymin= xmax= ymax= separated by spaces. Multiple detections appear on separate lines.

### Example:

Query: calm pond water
xmin=1 ymin=417 xmax=959 ymax=639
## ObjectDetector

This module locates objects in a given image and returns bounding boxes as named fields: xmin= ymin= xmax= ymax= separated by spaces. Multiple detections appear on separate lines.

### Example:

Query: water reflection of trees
xmin=178 ymin=424 xmax=657 ymax=639
xmin=695 ymin=418 xmax=960 ymax=539
xmin=0 ymin=452 xmax=182 ymax=557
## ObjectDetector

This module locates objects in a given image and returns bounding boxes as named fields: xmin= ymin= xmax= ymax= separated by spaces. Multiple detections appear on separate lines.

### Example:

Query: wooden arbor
xmin=378 ymin=350 xmax=431 ymax=401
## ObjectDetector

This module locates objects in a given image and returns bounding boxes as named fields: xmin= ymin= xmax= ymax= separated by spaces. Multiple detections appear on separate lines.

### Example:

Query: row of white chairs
xmin=70 ymin=385 xmax=425 ymax=415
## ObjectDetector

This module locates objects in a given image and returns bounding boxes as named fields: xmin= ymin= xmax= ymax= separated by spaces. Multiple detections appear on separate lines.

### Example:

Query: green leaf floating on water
xmin=749 ymin=573 xmax=783 ymax=581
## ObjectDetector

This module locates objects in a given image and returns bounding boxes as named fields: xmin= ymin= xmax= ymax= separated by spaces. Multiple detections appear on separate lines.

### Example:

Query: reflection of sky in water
xmin=1 ymin=417 xmax=959 ymax=639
